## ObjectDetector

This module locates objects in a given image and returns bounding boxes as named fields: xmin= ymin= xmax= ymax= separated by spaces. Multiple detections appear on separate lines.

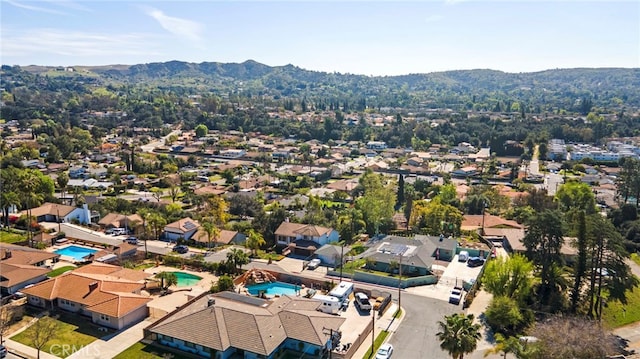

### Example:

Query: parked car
xmin=375 ymin=343 xmax=394 ymax=359
xmin=354 ymin=292 xmax=372 ymax=312
xmin=467 ymin=257 xmax=486 ymax=267
xmin=458 ymin=251 xmax=469 ymax=262
xmin=0 ymin=344 xmax=7 ymax=358
xmin=173 ymin=245 xmax=189 ymax=254
xmin=307 ymin=258 xmax=321 ymax=270
xmin=449 ymin=286 xmax=463 ymax=305
xmin=125 ymin=236 xmax=139 ymax=245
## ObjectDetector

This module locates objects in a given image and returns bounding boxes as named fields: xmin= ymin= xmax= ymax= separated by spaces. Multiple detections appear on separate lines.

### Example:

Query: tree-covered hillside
xmin=3 ymin=61 xmax=639 ymax=112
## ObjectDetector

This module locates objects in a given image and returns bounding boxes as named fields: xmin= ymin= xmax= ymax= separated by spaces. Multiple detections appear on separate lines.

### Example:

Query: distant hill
xmin=7 ymin=60 xmax=640 ymax=109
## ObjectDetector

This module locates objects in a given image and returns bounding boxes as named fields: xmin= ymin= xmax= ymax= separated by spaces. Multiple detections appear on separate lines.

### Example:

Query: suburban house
xmin=493 ymin=227 xmax=578 ymax=263
xmin=164 ymin=218 xmax=201 ymax=241
xmin=275 ymin=221 xmax=339 ymax=256
xmin=21 ymin=263 xmax=152 ymax=330
xmin=193 ymin=228 xmax=246 ymax=246
xmin=98 ymin=213 xmax=143 ymax=232
xmin=144 ymin=291 xmax=345 ymax=359
xmin=451 ymin=166 xmax=479 ymax=178
xmin=22 ymin=202 xmax=92 ymax=225
xmin=362 ymin=235 xmax=458 ymax=276
xmin=86 ymin=243 xmax=140 ymax=264
xmin=0 ymin=244 xmax=59 ymax=295
xmin=313 ymin=244 xmax=350 ymax=267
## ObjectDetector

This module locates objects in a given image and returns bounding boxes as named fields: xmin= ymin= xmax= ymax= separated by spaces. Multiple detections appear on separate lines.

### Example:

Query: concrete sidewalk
xmin=351 ymin=303 xmax=402 ymax=359
xmin=4 ymin=338 xmax=60 ymax=359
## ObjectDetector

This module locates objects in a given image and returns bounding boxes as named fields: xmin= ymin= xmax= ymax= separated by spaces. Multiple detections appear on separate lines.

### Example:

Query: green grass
xmin=0 ymin=230 xmax=27 ymax=244
xmin=113 ymin=342 xmax=188 ymax=359
xmin=602 ymin=286 xmax=640 ymax=328
xmin=631 ymin=253 xmax=640 ymax=267
xmin=134 ymin=262 xmax=156 ymax=270
xmin=11 ymin=313 xmax=110 ymax=358
xmin=393 ymin=308 xmax=403 ymax=319
xmin=47 ymin=266 xmax=76 ymax=277
xmin=362 ymin=330 xmax=389 ymax=359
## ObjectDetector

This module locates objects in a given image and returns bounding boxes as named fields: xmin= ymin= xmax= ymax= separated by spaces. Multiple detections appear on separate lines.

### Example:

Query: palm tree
xmin=156 ymin=271 xmax=178 ymax=289
xmin=199 ymin=217 xmax=219 ymax=250
xmin=245 ymin=229 xmax=266 ymax=256
xmin=484 ymin=333 xmax=522 ymax=359
xmin=226 ymin=248 xmax=249 ymax=274
xmin=137 ymin=208 xmax=150 ymax=257
xmin=437 ymin=313 xmax=482 ymax=359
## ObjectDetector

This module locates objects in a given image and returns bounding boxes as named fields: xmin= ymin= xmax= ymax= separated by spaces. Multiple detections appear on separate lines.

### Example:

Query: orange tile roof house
xmin=0 ymin=244 xmax=59 ymax=295
xmin=275 ymin=221 xmax=339 ymax=256
xmin=145 ymin=291 xmax=345 ymax=358
xmin=21 ymin=263 xmax=152 ymax=329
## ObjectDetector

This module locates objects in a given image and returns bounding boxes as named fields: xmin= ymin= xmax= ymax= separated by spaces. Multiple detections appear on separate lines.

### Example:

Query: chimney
xmin=83 ymin=203 xmax=91 ymax=225
xmin=3 ymin=250 xmax=12 ymax=259
xmin=207 ymin=297 xmax=215 ymax=307
xmin=89 ymin=282 xmax=98 ymax=291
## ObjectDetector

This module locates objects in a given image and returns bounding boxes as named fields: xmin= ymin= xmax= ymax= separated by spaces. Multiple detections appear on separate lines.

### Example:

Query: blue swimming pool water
xmin=169 ymin=272 xmax=203 ymax=287
xmin=54 ymin=245 xmax=98 ymax=261
xmin=246 ymin=281 xmax=301 ymax=296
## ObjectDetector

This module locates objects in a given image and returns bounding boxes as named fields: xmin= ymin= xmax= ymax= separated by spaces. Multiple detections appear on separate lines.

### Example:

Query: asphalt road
xmin=389 ymin=293 xmax=460 ymax=359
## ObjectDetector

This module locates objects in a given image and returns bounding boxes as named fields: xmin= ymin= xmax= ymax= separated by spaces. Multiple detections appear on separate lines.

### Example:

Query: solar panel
xmin=184 ymin=221 xmax=197 ymax=230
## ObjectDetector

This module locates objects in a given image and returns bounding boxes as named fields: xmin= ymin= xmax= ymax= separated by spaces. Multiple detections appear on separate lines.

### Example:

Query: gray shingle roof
xmin=150 ymin=292 xmax=345 ymax=355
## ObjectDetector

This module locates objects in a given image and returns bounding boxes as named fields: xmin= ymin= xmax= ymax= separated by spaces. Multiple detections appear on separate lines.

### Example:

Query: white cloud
xmin=144 ymin=7 xmax=204 ymax=45
xmin=5 ymin=0 xmax=67 ymax=15
xmin=1 ymin=28 xmax=161 ymax=58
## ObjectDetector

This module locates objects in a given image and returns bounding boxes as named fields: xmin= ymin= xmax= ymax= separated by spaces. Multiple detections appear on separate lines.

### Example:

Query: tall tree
xmin=570 ymin=210 xmax=587 ymax=313
xmin=523 ymin=210 xmax=564 ymax=306
xmin=482 ymin=254 xmax=534 ymax=303
xmin=199 ymin=217 xmax=220 ymax=249
xmin=30 ymin=316 xmax=61 ymax=359
xmin=437 ymin=313 xmax=482 ymax=359
xmin=245 ymin=229 xmax=266 ymax=256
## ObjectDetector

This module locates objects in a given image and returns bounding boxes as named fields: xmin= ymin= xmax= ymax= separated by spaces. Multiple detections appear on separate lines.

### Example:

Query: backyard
xmin=0 ymin=230 xmax=27 ymax=244
xmin=11 ymin=312 xmax=113 ymax=358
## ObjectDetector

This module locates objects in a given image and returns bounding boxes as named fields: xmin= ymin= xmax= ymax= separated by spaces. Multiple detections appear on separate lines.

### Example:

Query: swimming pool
xmin=246 ymin=281 xmax=301 ymax=296
xmin=170 ymin=272 xmax=203 ymax=287
xmin=54 ymin=245 xmax=98 ymax=261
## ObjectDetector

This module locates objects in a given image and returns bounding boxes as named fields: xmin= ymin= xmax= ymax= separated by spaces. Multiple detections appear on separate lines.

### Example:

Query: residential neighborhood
xmin=1 ymin=59 xmax=640 ymax=359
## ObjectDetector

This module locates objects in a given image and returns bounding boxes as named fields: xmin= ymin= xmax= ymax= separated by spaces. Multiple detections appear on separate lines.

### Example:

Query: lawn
xmin=113 ymin=342 xmax=188 ymax=359
xmin=0 ymin=230 xmax=27 ymax=244
xmin=47 ymin=266 xmax=76 ymax=277
xmin=11 ymin=312 xmax=110 ymax=358
xmin=602 ymin=286 xmax=640 ymax=329
xmin=362 ymin=330 xmax=389 ymax=358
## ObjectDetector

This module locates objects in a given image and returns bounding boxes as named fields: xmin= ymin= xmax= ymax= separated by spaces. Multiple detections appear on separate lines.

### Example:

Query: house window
xmin=99 ymin=314 xmax=109 ymax=321
xmin=185 ymin=342 xmax=195 ymax=348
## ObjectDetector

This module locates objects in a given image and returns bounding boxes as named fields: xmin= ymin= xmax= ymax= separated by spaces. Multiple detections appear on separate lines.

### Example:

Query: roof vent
xmin=207 ymin=297 xmax=215 ymax=307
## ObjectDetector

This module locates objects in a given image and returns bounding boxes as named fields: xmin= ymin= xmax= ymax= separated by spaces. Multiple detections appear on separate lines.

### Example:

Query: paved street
xmin=388 ymin=293 xmax=460 ymax=359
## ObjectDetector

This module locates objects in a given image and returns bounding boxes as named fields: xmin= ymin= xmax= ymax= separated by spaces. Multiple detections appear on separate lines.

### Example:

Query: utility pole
xmin=398 ymin=253 xmax=403 ymax=312
xmin=339 ymin=241 xmax=344 ymax=281
xmin=370 ymin=309 xmax=375 ymax=358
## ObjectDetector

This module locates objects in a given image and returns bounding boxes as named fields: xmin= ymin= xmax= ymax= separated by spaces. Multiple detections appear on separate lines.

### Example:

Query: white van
xmin=312 ymin=294 xmax=341 ymax=314
xmin=458 ymin=251 xmax=469 ymax=262
xmin=329 ymin=282 xmax=354 ymax=302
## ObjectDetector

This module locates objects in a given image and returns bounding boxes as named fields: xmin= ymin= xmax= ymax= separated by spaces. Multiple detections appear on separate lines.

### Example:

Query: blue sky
xmin=1 ymin=0 xmax=638 ymax=76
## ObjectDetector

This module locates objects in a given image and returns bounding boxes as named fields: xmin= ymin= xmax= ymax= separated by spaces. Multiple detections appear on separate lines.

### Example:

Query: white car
xmin=307 ymin=258 xmax=321 ymax=270
xmin=376 ymin=343 xmax=393 ymax=359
